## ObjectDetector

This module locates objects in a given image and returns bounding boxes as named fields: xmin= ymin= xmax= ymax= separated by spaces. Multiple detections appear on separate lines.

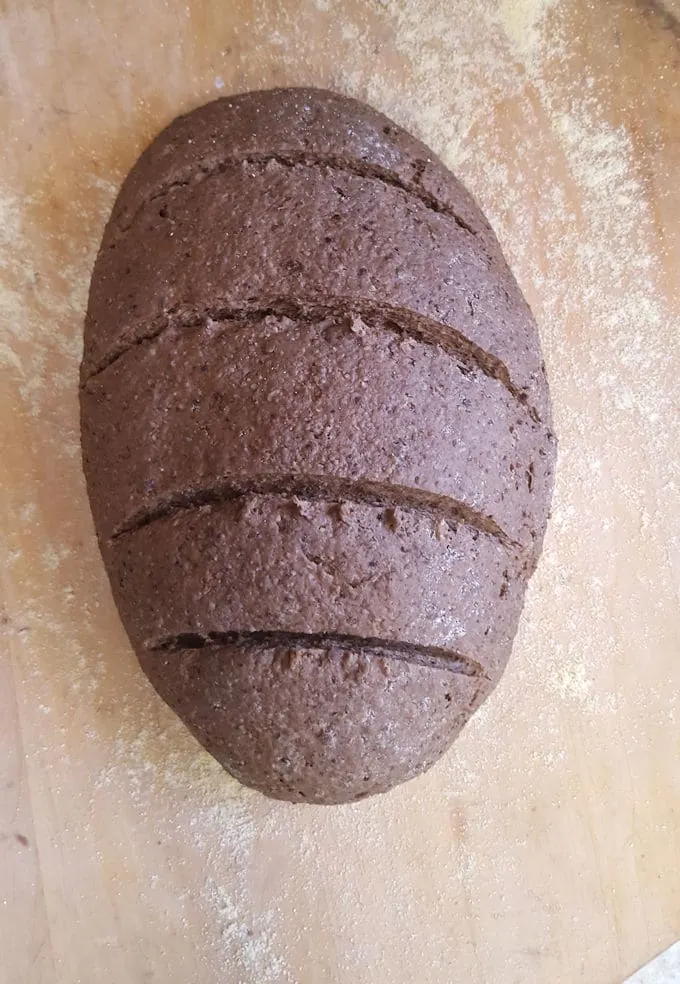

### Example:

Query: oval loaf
xmin=81 ymin=87 xmax=556 ymax=804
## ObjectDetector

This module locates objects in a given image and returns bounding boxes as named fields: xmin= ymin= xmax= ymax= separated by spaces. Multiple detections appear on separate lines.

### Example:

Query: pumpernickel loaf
xmin=81 ymin=87 xmax=556 ymax=804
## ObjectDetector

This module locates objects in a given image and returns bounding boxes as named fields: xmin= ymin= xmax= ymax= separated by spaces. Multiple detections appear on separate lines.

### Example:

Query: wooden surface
xmin=1 ymin=2 xmax=679 ymax=982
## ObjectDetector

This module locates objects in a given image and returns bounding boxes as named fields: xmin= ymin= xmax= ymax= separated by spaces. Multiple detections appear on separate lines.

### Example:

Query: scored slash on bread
xmin=80 ymin=88 xmax=556 ymax=803
xmin=82 ymin=312 xmax=553 ymax=553
xmin=84 ymin=160 xmax=549 ymax=419
xmin=103 ymin=495 xmax=527 ymax=677
xmin=139 ymin=645 xmax=493 ymax=805
xmin=105 ymin=87 xmax=500 ymax=261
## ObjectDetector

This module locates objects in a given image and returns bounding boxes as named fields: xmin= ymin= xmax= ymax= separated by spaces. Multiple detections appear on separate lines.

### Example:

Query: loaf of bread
xmin=81 ymin=88 xmax=556 ymax=804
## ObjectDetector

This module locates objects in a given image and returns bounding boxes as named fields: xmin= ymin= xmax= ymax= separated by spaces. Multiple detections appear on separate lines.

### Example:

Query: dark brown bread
xmin=139 ymin=644 xmax=493 ymax=804
xmin=103 ymin=496 xmax=527 ymax=678
xmin=84 ymin=161 xmax=549 ymax=419
xmin=81 ymin=313 xmax=555 ymax=550
xmin=106 ymin=87 xmax=500 ymax=257
xmin=81 ymin=88 xmax=556 ymax=804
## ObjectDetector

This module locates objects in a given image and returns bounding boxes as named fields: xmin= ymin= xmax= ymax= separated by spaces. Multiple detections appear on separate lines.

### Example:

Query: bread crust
xmin=81 ymin=88 xmax=556 ymax=803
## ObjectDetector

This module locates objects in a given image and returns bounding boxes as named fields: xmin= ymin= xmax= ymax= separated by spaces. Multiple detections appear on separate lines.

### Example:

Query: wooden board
xmin=1 ymin=1 xmax=679 ymax=981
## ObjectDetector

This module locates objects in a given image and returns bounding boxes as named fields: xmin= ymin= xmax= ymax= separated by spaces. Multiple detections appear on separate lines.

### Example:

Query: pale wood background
xmin=1 ymin=2 xmax=679 ymax=982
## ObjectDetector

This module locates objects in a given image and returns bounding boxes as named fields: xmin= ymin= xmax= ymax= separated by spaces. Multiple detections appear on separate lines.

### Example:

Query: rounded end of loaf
xmin=139 ymin=643 xmax=492 ymax=804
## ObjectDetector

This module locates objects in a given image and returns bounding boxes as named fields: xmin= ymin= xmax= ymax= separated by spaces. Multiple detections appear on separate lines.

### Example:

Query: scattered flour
xmin=499 ymin=0 xmax=561 ymax=60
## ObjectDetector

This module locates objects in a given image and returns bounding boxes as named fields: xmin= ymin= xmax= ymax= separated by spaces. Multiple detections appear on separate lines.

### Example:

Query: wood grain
xmin=1 ymin=2 xmax=679 ymax=982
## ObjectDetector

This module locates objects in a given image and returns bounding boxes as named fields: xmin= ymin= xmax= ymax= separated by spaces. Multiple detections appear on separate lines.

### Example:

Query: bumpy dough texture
xmin=139 ymin=645 xmax=493 ymax=805
xmin=81 ymin=87 xmax=556 ymax=804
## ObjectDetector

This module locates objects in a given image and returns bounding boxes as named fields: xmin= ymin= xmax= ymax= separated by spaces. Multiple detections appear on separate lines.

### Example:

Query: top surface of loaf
xmin=82 ymin=84 xmax=556 ymax=569
xmin=83 ymin=87 xmax=553 ymax=427
xmin=80 ymin=87 xmax=557 ymax=802
xmin=82 ymin=85 xmax=556 ymax=655
xmin=106 ymin=87 xmax=498 ymax=250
